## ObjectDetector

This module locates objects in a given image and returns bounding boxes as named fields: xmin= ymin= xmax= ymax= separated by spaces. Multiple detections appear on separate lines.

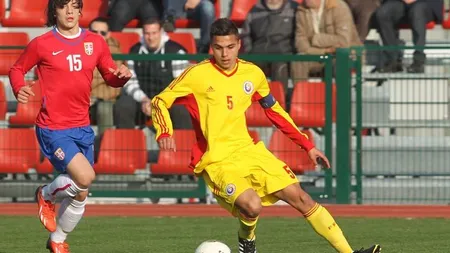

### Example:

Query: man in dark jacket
xmin=113 ymin=18 xmax=192 ymax=129
xmin=375 ymin=0 xmax=443 ymax=73
xmin=241 ymin=0 xmax=298 ymax=93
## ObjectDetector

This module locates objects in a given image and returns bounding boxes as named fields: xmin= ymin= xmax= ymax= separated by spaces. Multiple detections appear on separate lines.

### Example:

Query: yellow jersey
xmin=151 ymin=58 xmax=314 ymax=173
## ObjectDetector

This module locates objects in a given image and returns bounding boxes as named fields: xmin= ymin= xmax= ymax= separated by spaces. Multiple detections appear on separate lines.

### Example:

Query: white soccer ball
xmin=195 ymin=240 xmax=231 ymax=253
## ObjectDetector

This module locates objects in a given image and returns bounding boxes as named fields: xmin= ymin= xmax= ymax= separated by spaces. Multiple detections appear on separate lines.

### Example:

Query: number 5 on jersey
xmin=227 ymin=96 xmax=233 ymax=110
xmin=66 ymin=54 xmax=82 ymax=72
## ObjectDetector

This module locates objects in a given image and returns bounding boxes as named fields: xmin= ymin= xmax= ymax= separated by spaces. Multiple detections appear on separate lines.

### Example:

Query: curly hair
xmin=46 ymin=0 xmax=83 ymax=27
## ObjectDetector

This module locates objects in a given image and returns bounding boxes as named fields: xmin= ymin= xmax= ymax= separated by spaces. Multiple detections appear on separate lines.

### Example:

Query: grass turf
xmin=0 ymin=216 xmax=448 ymax=252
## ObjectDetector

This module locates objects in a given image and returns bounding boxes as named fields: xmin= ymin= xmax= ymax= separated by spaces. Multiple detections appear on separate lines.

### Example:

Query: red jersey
xmin=9 ymin=28 xmax=128 ymax=129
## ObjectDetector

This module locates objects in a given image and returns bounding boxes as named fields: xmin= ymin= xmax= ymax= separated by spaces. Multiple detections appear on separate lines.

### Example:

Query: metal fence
xmin=336 ymin=45 xmax=450 ymax=204
xmin=0 ymin=52 xmax=334 ymax=203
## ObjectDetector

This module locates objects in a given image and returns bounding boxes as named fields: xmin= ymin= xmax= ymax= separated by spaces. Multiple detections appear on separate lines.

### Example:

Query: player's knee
xmin=241 ymin=196 xmax=262 ymax=219
xmin=73 ymin=170 xmax=96 ymax=189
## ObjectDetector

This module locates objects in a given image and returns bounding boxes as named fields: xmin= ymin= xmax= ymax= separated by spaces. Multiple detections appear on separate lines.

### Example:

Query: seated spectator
xmin=89 ymin=17 xmax=123 ymax=137
xmin=108 ymin=0 xmax=162 ymax=31
xmin=375 ymin=0 xmax=443 ymax=73
xmin=241 ymin=0 xmax=298 ymax=94
xmin=114 ymin=18 xmax=192 ymax=130
xmin=162 ymin=0 xmax=216 ymax=53
xmin=292 ymin=0 xmax=361 ymax=83
xmin=344 ymin=0 xmax=381 ymax=43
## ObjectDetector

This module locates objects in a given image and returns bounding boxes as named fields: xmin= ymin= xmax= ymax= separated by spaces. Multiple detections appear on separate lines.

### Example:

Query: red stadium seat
xmin=0 ymin=0 xmax=5 ymax=22
xmin=151 ymin=129 xmax=196 ymax=175
xmin=125 ymin=0 xmax=221 ymax=29
xmin=268 ymin=129 xmax=315 ymax=174
xmin=230 ymin=0 xmax=257 ymax=27
xmin=442 ymin=11 xmax=450 ymax=29
xmin=8 ymin=81 xmax=41 ymax=126
xmin=289 ymin=81 xmax=336 ymax=128
xmin=109 ymin=32 xmax=140 ymax=54
xmin=36 ymin=158 xmax=54 ymax=174
xmin=167 ymin=33 xmax=197 ymax=54
xmin=0 ymin=32 xmax=30 ymax=75
xmin=248 ymin=129 xmax=260 ymax=143
xmin=94 ymin=129 xmax=147 ymax=174
xmin=399 ymin=21 xmax=435 ymax=29
xmin=0 ymin=81 xmax=6 ymax=120
xmin=78 ymin=0 xmax=109 ymax=28
xmin=2 ymin=0 xmax=47 ymax=27
xmin=246 ymin=81 xmax=286 ymax=127
xmin=0 ymin=128 xmax=40 ymax=173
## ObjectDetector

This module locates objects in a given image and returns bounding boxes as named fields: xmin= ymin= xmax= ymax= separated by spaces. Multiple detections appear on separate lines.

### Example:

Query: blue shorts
xmin=36 ymin=126 xmax=95 ymax=173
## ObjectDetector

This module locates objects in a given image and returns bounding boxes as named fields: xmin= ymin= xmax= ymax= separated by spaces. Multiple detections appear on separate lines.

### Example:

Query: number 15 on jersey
xmin=66 ymin=54 xmax=82 ymax=72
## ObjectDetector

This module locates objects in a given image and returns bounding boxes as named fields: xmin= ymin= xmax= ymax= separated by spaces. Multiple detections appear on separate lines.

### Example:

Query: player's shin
xmin=305 ymin=203 xmax=353 ymax=253
xmin=51 ymin=195 xmax=87 ymax=243
xmin=238 ymin=211 xmax=258 ymax=240
xmin=41 ymin=174 xmax=88 ymax=202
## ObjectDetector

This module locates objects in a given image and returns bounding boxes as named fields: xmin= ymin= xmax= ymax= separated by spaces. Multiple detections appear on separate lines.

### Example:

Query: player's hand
xmin=403 ymin=0 xmax=416 ymax=4
xmin=141 ymin=97 xmax=151 ymax=116
xmin=109 ymin=64 xmax=132 ymax=79
xmin=307 ymin=148 xmax=331 ymax=169
xmin=158 ymin=137 xmax=176 ymax=152
xmin=17 ymin=81 xmax=35 ymax=104
xmin=185 ymin=0 xmax=201 ymax=10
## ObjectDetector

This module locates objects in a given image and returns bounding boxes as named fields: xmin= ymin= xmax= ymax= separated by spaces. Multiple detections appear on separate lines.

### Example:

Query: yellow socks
xmin=238 ymin=212 xmax=258 ymax=240
xmin=305 ymin=203 xmax=353 ymax=253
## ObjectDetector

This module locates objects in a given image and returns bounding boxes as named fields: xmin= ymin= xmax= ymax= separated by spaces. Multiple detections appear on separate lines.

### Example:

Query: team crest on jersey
xmin=84 ymin=42 xmax=94 ymax=55
xmin=243 ymin=81 xmax=254 ymax=95
xmin=225 ymin=183 xmax=236 ymax=196
xmin=54 ymin=148 xmax=65 ymax=160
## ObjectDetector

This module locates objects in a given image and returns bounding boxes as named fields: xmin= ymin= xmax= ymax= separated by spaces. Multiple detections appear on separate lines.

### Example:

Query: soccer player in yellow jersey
xmin=151 ymin=18 xmax=381 ymax=253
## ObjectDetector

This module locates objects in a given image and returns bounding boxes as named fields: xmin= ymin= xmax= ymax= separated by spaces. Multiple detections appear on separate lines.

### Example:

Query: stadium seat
xmin=230 ymin=0 xmax=303 ymax=27
xmin=78 ymin=0 xmax=109 ymax=28
xmin=36 ymin=158 xmax=54 ymax=174
xmin=109 ymin=32 xmax=140 ymax=54
xmin=151 ymin=129 xmax=196 ymax=175
xmin=0 ymin=0 xmax=5 ymax=22
xmin=0 ymin=128 xmax=40 ymax=173
xmin=248 ymin=129 xmax=260 ymax=143
xmin=268 ymin=129 xmax=316 ymax=174
xmin=125 ymin=0 xmax=221 ymax=29
xmin=8 ymin=81 xmax=41 ymax=126
xmin=399 ymin=21 xmax=435 ymax=29
xmin=94 ymin=129 xmax=148 ymax=174
xmin=0 ymin=32 xmax=30 ymax=75
xmin=167 ymin=33 xmax=197 ymax=54
xmin=289 ymin=81 xmax=336 ymax=128
xmin=246 ymin=81 xmax=286 ymax=127
xmin=0 ymin=81 xmax=6 ymax=120
xmin=2 ymin=0 xmax=47 ymax=27
xmin=442 ymin=11 xmax=450 ymax=29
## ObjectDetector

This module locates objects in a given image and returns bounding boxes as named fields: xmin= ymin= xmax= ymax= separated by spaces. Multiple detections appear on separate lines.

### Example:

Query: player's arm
xmin=151 ymin=67 xmax=193 ymax=149
xmin=97 ymin=38 xmax=132 ymax=87
xmin=253 ymin=72 xmax=330 ymax=168
xmin=8 ymin=39 xmax=40 ymax=102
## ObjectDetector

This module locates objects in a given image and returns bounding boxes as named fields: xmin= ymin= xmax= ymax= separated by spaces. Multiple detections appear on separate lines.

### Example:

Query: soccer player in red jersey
xmin=8 ymin=0 xmax=131 ymax=252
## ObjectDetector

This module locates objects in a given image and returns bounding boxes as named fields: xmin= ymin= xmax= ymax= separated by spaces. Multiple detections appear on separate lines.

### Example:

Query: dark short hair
xmin=210 ymin=18 xmax=239 ymax=40
xmin=141 ymin=18 xmax=162 ymax=29
xmin=89 ymin=17 xmax=109 ymax=30
xmin=46 ymin=0 xmax=83 ymax=27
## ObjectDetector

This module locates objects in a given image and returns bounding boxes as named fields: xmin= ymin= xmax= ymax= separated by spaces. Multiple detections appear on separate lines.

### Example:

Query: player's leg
xmin=273 ymin=183 xmax=380 ymax=253
xmin=234 ymin=189 xmax=260 ymax=253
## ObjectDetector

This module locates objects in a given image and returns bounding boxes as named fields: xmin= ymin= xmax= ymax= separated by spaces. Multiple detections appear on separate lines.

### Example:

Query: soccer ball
xmin=195 ymin=240 xmax=231 ymax=253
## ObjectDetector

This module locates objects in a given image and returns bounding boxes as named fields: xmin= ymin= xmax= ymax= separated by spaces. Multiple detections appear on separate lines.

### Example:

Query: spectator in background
xmin=344 ymin=0 xmax=381 ymax=43
xmin=89 ymin=17 xmax=123 ymax=137
xmin=292 ymin=0 xmax=361 ymax=83
xmin=241 ymin=0 xmax=298 ymax=94
xmin=108 ymin=0 xmax=162 ymax=31
xmin=161 ymin=0 xmax=216 ymax=53
xmin=114 ymin=18 xmax=192 ymax=130
xmin=375 ymin=0 xmax=443 ymax=73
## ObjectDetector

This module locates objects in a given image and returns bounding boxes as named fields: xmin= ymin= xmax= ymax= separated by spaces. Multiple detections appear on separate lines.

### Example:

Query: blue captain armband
xmin=258 ymin=94 xmax=277 ymax=108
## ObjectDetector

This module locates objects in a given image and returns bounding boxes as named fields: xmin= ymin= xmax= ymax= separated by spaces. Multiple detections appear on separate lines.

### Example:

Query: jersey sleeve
xmin=151 ymin=67 xmax=194 ymax=141
xmin=96 ymin=37 xmax=129 ymax=88
xmin=8 ymin=38 xmax=40 ymax=97
xmin=252 ymin=69 xmax=315 ymax=151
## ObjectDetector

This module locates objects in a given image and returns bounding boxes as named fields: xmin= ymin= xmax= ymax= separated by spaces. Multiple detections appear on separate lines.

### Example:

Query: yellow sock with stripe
xmin=238 ymin=212 xmax=258 ymax=240
xmin=305 ymin=203 xmax=353 ymax=253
